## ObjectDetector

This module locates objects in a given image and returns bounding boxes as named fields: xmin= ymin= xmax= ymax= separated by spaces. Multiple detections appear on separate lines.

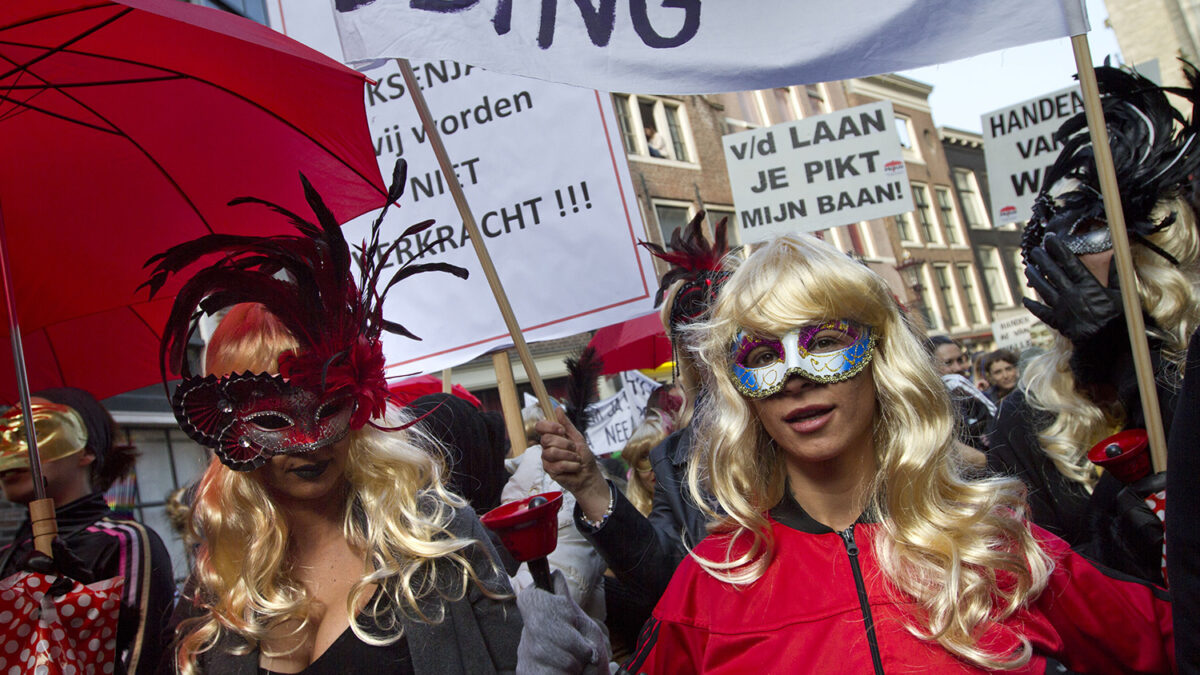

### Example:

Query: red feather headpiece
xmin=142 ymin=160 xmax=467 ymax=470
xmin=638 ymin=211 xmax=734 ymax=335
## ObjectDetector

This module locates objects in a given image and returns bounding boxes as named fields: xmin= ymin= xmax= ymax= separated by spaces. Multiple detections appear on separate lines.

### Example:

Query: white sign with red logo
xmin=723 ymin=101 xmax=913 ymax=243
xmin=981 ymin=84 xmax=1084 ymax=226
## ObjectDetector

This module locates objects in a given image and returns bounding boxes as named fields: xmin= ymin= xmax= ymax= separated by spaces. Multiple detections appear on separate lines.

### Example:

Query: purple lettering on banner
xmin=629 ymin=0 xmax=701 ymax=49
xmin=409 ymin=0 xmax=479 ymax=12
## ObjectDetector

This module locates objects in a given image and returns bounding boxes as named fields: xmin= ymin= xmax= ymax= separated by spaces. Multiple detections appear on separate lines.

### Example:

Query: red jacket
xmin=626 ymin=492 xmax=1173 ymax=674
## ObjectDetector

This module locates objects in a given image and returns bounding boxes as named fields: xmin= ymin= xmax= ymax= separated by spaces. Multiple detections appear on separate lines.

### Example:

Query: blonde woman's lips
xmin=785 ymin=405 xmax=834 ymax=433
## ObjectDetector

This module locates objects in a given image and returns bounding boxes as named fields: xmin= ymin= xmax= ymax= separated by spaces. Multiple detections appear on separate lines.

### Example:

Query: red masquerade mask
xmin=145 ymin=160 xmax=469 ymax=472
xmin=174 ymin=372 xmax=353 ymax=471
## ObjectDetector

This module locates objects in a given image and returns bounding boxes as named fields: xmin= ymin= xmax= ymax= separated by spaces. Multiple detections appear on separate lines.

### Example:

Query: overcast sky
xmin=899 ymin=0 xmax=1124 ymax=133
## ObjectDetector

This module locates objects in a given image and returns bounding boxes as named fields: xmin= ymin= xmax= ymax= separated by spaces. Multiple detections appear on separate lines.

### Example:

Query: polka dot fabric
xmin=0 ymin=572 xmax=124 ymax=675
xmin=1144 ymin=489 xmax=1168 ymax=585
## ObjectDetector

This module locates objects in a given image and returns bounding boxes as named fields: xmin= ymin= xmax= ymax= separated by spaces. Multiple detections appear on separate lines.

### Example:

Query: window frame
xmin=978 ymin=246 xmax=1015 ymax=308
xmin=612 ymin=93 xmax=698 ymax=166
xmin=956 ymin=263 xmax=984 ymax=326
xmin=934 ymin=186 xmax=963 ymax=246
xmin=952 ymin=169 xmax=991 ymax=230
xmin=933 ymin=263 xmax=963 ymax=328
xmin=911 ymin=183 xmax=939 ymax=245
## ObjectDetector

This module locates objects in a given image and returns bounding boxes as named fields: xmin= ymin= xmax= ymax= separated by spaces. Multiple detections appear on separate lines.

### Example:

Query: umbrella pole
xmin=1069 ymin=33 xmax=1168 ymax=473
xmin=396 ymin=58 xmax=558 ymax=421
xmin=0 ymin=206 xmax=57 ymax=556
xmin=492 ymin=351 xmax=527 ymax=457
xmin=441 ymin=368 xmax=453 ymax=394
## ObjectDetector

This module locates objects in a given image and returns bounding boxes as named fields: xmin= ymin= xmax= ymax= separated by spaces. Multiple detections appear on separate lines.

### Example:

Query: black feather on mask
xmin=140 ymin=159 xmax=469 ymax=469
xmin=1022 ymin=61 xmax=1200 ymax=265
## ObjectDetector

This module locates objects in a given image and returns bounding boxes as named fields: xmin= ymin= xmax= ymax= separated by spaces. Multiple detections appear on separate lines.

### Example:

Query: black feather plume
xmin=564 ymin=346 xmax=603 ymax=434
xmin=1023 ymin=61 xmax=1200 ymax=263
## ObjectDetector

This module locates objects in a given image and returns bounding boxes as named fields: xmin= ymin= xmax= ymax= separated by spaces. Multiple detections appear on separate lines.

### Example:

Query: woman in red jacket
xmin=627 ymin=233 xmax=1173 ymax=674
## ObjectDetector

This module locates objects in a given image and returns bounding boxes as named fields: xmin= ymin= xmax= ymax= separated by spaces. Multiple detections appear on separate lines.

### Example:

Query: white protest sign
xmin=522 ymin=370 xmax=658 ymax=455
xmin=332 ymin=0 xmax=1088 ymax=95
xmin=981 ymin=85 xmax=1084 ymax=226
xmin=990 ymin=308 xmax=1042 ymax=353
xmin=270 ymin=2 xmax=657 ymax=376
xmin=982 ymin=60 xmax=1164 ymax=226
xmin=583 ymin=371 xmax=659 ymax=455
xmin=724 ymin=102 xmax=912 ymax=243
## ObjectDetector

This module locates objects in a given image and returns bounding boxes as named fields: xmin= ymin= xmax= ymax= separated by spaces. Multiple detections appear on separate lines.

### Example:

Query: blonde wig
xmin=1021 ymin=198 xmax=1200 ymax=489
xmin=620 ymin=412 xmax=668 ymax=516
xmin=660 ymin=279 xmax=701 ymax=429
xmin=176 ymin=304 xmax=495 ymax=673
xmin=685 ymin=234 xmax=1053 ymax=670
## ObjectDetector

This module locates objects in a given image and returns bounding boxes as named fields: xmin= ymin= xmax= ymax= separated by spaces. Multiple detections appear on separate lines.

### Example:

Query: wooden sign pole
xmin=1069 ymin=34 xmax=1167 ymax=472
xmin=492 ymin=351 xmax=529 ymax=456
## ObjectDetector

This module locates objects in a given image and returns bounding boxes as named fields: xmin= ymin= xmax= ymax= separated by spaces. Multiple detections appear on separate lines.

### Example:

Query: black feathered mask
xmin=639 ymin=211 xmax=735 ymax=338
xmin=142 ymin=160 xmax=468 ymax=470
xmin=1022 ymin=62 xmax=1200 ymax=265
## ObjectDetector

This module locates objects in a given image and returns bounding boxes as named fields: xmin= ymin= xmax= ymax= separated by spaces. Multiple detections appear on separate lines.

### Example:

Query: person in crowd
xmin=0 ymin=387 xmax=175 ymax=675
xmin=927 ymin=335 xmax=995 ymax=453
xmin=408 ymin=393 xmax=509 ymax=516
xmin=981 ymin=349 xmax=1020 ymax=404
xmin=1168 ymin=328 xmax=1200 ymax=669
xmin=539 ymin=213 xmax=732 ymax=624
xmin=145 ymin=166 xmax=524 ymax=673
xmin=989 ymin=63 xmax=1200 ymax=582
xmin=627 ymin=233 xmax=1174 ymax=673
xmin=619 ymin=412 xmax=668 ymax=517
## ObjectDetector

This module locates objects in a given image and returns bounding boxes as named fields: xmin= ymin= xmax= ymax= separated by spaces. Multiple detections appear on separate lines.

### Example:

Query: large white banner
xmin=724 ymin=102 xmax=912 ymax=243
xmin=271 ymin=2 xmax=657 ymax=376
xmin=981 ymin=85 xmax=1084 ymax=226
xmin=332 ymin=1 xmax=1088 ymax=95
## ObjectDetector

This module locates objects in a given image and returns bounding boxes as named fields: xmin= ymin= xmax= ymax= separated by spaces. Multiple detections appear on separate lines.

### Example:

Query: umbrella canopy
xmin=390 ymin=374 xmax=481 ymax=409
xmin=587 ymin=311 xmax=672 ymax=376
xmin=0 ymin=0 xmax=387 ymax=402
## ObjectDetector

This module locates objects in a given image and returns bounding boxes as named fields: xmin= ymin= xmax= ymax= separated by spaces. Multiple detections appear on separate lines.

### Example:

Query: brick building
xmin=844 ymin=76 xmax=994 ymax=350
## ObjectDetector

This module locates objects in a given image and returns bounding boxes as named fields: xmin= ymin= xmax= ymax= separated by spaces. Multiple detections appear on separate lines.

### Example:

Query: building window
xmin=613 ymin=94 xmax=694 ymax=163
xmin=894 ymin=116 xmax=913 ymax=149
xmin=953 ymin=169 xmax=990 ymax=229
xmin=934 ymin=264 xmax=961 ymax=328
xmin=919 ymin=264 xmax=942 ymax=330
xmin=806 ymin=84 xmax=829 ymax=115
xmin=935 ymin=187 xmax=961 ymax=245
xmin=704 ymin=206 xmax=740 ymax=245
xmin=957 ymin=264 xmax=982 ymax=325
xmin=1009 ymin=247 xmax=1036 ymax=300
xmin=894 ymin=212 xmax=916 ymax=244
xmin=978 ymin=247 xmax=1013 ymax=308
xmin=613 ymin=96 xmax=640 ymax=155
xmin=912 ymin=184 xmax=937 ymax=244
xmin=653 ymin=201 xmax=693 ymax=243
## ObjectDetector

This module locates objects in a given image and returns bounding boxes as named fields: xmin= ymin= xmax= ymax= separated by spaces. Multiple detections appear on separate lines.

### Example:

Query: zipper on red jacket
xmin=840 ymin=525 xmax=884 ymax=675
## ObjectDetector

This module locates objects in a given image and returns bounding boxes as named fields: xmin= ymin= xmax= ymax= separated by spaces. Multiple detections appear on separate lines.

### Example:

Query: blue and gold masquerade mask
xmin=730 ymin=320 xmax=876 ymax=398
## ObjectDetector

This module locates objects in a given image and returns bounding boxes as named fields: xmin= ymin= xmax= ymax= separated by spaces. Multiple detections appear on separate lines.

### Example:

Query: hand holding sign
xmin=538 ymin=408 xmax=612 ymax=523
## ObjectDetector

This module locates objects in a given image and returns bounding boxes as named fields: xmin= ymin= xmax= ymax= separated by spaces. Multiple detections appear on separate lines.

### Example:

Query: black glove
xmin=516 ymin=570 xmax=610 ymax=675
xmin=1023 ymin=235 xmax=1123 ymax=345
xmin=19 ymin=536 xmax=100 ymax=596
xmin=1087 ymin=471 xmax=1166 ymax=584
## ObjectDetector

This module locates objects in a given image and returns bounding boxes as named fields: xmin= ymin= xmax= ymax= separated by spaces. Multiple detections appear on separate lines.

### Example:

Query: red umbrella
xmin=0 ymin=0 xmax=387 ymax=404
xmin=390 ymin=375 xmax=482 ymax=409
xmin=586 ymin=311 xmax=672 ymax=375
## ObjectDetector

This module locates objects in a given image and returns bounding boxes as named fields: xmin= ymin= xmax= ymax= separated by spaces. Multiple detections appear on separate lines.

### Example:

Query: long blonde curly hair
xmin=685 ymin=234 xmax=1053 ymax=670
xmin=176 ymin=304 xmax=496 ymax=673
xmin=1021 ymin=199 xmax=1200 ymax=489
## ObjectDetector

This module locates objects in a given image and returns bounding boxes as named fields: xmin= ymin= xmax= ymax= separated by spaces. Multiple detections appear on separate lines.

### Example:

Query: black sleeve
xmin=574 ymin=478 xmax=686 ymax=601
xmin=574 ymin=431 xmax=692 ymax=604
xmin=1166 ymin=328 xmax=1200 ymax=671
xmin=986 ymin=391 xmax=1090 ymax=546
